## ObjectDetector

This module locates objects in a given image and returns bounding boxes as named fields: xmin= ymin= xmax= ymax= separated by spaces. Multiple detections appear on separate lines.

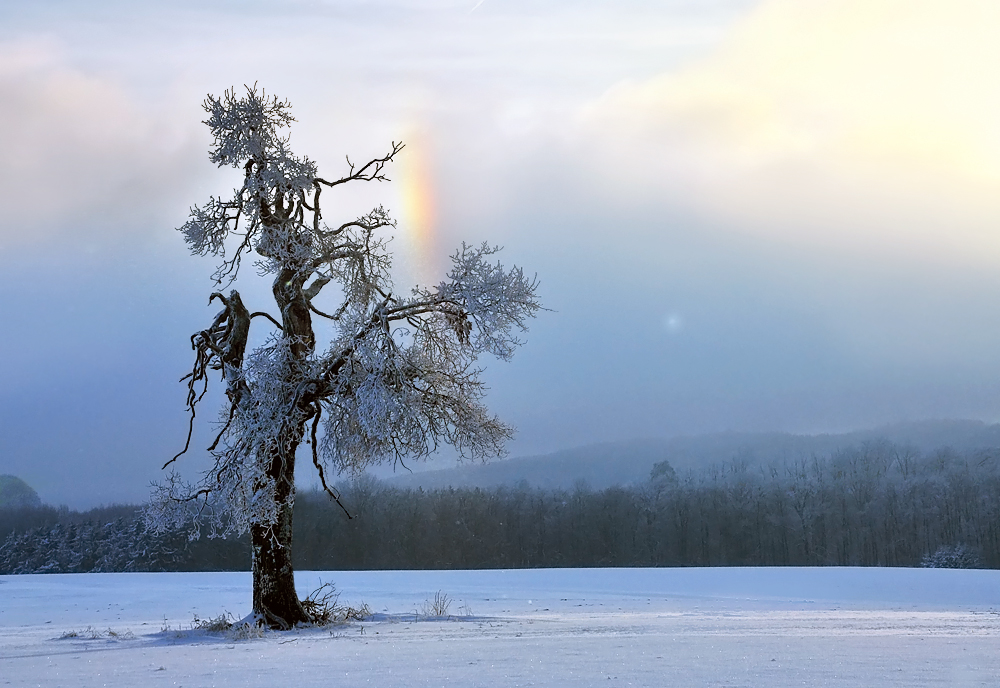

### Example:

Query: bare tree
xmin=146 ymin=86 xmax=540 ymax=628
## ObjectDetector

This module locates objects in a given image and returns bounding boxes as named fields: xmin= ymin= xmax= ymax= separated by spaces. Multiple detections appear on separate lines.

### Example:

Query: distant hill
xmin=384 ymin=420 xmax=1000 ymax=491
xmin=0 ymin=475 xmax=41 ymax=510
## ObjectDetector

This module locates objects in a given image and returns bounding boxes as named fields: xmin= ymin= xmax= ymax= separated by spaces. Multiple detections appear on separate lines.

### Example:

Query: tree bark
xmin=250 ymin=416 xmax=311 ymax=627
xmin=248 ymin=264 xmax=316 ymax=628
xmin=250 ymin=481 xmax=309 ymax=628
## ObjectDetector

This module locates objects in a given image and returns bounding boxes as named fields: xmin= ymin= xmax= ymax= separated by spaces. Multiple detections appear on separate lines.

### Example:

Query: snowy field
xmin=2 ymin=568 xmax=1000 ymax=687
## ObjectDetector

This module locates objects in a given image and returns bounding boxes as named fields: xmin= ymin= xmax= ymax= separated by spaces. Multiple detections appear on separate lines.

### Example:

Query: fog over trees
xmin=386 ymin=420 xmax=1000 ymax=491
xmin=5 ymin=439 xmax=998 ymax=573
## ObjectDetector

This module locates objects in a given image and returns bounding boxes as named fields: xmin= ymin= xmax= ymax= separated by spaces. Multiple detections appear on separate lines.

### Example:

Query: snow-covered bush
xmin=920 ymin=544 xmax=982 ymax=569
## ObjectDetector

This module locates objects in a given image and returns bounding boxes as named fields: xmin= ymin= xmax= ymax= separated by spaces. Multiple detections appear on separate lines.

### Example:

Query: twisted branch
xmin=165 ymin=291 xmax=252 ymax=469
xmin=311 ymin=402 xmax=352 ymax=519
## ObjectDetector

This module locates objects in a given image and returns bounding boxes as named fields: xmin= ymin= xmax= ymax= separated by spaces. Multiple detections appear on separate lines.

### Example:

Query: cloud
xmin=0 ymin=39 xmax=203 ymax=246
xmin=580 ymin=0 xmax=1000 ymax=265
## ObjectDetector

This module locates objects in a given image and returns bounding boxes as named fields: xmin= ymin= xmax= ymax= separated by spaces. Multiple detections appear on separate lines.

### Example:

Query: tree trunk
xmin=250 ymin=438 xmax=310 ymax=628
xmin=250 ymin=499 xmax=309 ymax=628
xmin=247 ymin=265 xmax=316 ymax=628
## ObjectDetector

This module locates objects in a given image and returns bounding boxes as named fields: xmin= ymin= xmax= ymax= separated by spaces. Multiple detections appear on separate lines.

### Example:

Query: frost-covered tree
xmin=147 ymin=86 xmax=540 ymax=628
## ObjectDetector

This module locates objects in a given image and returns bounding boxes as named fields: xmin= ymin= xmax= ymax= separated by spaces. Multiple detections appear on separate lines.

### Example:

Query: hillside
xmin=384 ymin=419 xmax=1000 ymax=491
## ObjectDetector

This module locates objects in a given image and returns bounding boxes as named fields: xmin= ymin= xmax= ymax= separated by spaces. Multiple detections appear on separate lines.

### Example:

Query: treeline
xmin=0 ymin=504 xmax=135 ymax=543
xmin=0 ymin=505 xmax=248 ymax=574
xmin=2 ymin=440 xmax=999 ymax=572
xmin=296 ymin=441 xmax=1000 ymax=569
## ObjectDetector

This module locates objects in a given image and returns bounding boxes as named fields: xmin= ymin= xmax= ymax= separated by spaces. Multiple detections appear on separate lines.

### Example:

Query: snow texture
xmin=2 ymin=567 xmax=999 ymax=686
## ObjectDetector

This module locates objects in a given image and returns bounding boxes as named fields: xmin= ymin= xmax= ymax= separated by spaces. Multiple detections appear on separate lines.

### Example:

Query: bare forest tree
xmin=146 ymin=87 xmax=540 ymax=628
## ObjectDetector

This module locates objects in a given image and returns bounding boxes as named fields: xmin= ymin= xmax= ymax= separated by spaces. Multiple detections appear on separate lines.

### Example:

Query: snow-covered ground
xmin=2 ymin=567 xmax=999 ymax=687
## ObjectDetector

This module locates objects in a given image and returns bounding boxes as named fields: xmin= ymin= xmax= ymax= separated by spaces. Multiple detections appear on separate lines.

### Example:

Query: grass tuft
xmin=421 ymin=591 xmax=452 ymax=618
xmin=302 ymin=582 xmax=370 ymax=626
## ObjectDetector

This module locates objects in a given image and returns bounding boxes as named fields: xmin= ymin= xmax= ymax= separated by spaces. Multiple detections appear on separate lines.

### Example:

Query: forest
xmin=1 ymin=440 xmax=996 ymax=573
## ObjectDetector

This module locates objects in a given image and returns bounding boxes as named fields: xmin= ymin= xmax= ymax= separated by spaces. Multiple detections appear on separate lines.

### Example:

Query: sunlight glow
xmin=398 ymin=127 xmax=440 ymax=285
xmin=586 ymin=0 xmax=1000 ymax=263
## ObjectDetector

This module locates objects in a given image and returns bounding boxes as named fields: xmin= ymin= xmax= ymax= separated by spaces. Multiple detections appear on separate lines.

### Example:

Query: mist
xmin=1 ymin=0 xmax=998 ymax=508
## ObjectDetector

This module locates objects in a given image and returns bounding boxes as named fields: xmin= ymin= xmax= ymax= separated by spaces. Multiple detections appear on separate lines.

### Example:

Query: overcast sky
xmin=3 ymin=0 xmax=1000 ymax=507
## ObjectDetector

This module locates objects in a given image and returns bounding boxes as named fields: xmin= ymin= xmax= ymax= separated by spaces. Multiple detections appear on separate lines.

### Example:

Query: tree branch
xmin=166 ymin=291 xmax=251 ymax=468
xmin=313 ymin=142 xmax=404 ymax=189
xmin=308 ymin=302 xmax=346 ymax=321
xmin=303 ymin=276 xmax=332 ymax=302
xmin=310 ymin=402 xmax=352 ymax=519
xmin=250 ymin=311 xmax=284 ymax=330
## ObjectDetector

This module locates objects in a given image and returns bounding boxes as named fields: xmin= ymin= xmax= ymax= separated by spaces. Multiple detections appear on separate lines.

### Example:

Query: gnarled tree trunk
xmin=250 ymin=448 xmax=309 ymax=628
xmin=249 ymin=266 xmax=315 ymax=628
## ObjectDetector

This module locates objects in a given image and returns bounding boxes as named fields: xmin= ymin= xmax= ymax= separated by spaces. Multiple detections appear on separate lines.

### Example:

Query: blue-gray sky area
xmin=2 ymin=0 xmax=1000 ymax=508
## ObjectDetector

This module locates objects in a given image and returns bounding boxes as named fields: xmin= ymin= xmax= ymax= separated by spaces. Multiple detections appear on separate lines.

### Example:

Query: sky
xmin=2 ymin=0 xmax=1000 ymax=507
